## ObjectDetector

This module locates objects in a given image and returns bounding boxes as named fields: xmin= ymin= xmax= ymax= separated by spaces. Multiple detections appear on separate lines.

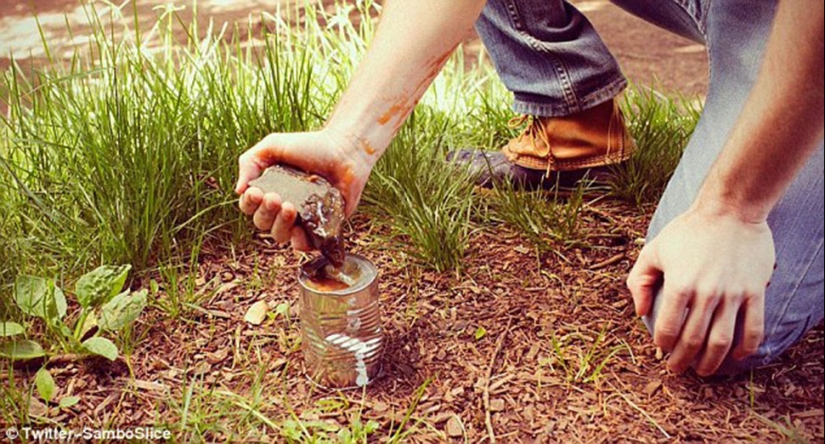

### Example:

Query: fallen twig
xmin=484 ymin=317 xmax=514 ymax=444
xmin=608 ymin=383 xmax=672 ymax=440
xmin=589 ymin=253 xmax=626 ymax=270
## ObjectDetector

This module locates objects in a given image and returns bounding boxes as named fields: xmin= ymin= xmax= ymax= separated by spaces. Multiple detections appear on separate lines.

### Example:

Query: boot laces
xmin=508 ymin=115 xmax=556 ymax=176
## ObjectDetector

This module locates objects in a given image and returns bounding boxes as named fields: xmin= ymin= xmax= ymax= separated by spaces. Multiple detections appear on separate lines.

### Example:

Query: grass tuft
xmin=610 ymin=85 xmax=702 ymax=206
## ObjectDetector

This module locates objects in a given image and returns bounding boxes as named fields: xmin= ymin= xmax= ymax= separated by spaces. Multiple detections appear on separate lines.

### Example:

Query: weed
xmin=541 ymin=325 xmax=630 ymax=385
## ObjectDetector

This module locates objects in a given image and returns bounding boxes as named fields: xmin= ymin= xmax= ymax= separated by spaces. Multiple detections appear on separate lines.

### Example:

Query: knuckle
xmin=685 ymin=335 xmax=705 ymax=350
xmin=709 ymin=334 xmax=732 ymax=350
xmin=744 ymin=329 xmax=765 ymax=344
xmin=654 ymin=326 xmax=679 ymax=347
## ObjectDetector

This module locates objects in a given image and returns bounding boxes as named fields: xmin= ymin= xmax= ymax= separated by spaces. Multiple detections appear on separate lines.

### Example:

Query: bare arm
xmin=324 ymin=0 xmax=488 ymax=162
xmin=236 ymin=0 xmax=485 ymax=248
xmin=629 ymin=0 xmax=824 ymax=376
xmin=698 ymin=0 xmax=824 ymax=222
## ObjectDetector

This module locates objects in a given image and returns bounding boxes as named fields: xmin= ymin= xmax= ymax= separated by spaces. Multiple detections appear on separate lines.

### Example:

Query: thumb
xmin=627 ymin=243 xmax=663 ymax=317
xmin=235 ymin=135 xmax=284 ymax=195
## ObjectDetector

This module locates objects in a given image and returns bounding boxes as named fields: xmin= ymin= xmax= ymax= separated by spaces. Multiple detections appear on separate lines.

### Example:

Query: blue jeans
xmin=476 ymin=0 xmax=825 ymax=374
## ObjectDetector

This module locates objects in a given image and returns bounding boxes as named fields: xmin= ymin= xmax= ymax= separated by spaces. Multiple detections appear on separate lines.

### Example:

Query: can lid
xmin=299 ymin=254 xmax=377 ymax=295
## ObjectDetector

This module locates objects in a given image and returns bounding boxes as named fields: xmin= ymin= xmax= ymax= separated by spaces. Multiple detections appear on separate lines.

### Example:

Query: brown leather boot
xmin=502 ymin=98 xmax=635 ymax=175
xmin=447 ymin=98 xmax=636 ymax=190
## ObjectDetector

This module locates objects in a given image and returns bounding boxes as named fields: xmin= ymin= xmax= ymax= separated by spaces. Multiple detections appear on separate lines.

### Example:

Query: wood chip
xmin=206 ymin=348 xmax=229 ymax=364
xmin=192 ymin=361 xmax=212 ymax=376
xmin=129 ymin=379 xmax=170 ymax=393
xmin=446 ymin=416 xmax=464 ymax=437
xmin=644 ymin=380 xmax=663 ymax=397
xmin=372 ymin=401 xmax=390 ymax=413
xmin=490 ymin=398 xmax=506 ymax=412
xmin=244 ymin=300 xmax=269 ymax=325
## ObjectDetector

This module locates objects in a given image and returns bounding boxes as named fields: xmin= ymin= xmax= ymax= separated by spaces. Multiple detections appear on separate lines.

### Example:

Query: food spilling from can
xmin=299 ymin=254 xmax=383 ymax=389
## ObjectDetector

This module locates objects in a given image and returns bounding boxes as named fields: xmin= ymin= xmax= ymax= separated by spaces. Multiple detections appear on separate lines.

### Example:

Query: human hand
xmin=236 ymin=129 xmax=372 ymax=250
xmin=627 ymin=205 xmax=775 ymax=376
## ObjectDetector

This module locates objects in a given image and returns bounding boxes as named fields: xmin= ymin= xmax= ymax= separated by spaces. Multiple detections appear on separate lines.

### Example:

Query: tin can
xmin=298 ymin=254 xmax=383 ymax=389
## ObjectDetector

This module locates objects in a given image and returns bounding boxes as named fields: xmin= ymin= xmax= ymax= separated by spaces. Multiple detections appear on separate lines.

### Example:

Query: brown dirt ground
xmin=4 ymin=204 xmax=823 ymax=442
xmin=2 ymin=1 xmax=823 ymax=443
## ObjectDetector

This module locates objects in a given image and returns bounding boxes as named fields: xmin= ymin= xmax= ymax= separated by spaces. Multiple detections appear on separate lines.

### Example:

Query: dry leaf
xmin=645 ymin=380 xmax=663 ymax=397
xmin=28 ymin=398 xmax=48 ymax=417
xmin=244 ymin=301 xmax=269 ymax=325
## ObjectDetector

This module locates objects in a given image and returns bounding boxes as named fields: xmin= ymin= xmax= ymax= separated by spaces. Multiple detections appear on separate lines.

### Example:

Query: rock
xmin=446 ymin=416 xmax=464 ymax=437
xmin=248 ymin=165 xmax=346 ymax=266
xmin=244 ymin=301 xmax=269 ymax=326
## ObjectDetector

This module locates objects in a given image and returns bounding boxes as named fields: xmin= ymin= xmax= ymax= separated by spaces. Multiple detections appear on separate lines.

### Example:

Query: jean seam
xmin=501 ymin=0 xmax=579 ymax=111
xmin=767 ymin=238 xmax=824 ymax=345
xmin=512 ymin=76 xmax=626 ymax=117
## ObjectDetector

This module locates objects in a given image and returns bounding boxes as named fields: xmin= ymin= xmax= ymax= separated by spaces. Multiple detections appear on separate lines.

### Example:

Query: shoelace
xmin=508 ymin=115 xmax=557 ymax=176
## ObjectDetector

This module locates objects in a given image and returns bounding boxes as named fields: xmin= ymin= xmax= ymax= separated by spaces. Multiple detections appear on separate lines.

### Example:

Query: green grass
xmin=610 ymin=86 xmax=702 ymax=206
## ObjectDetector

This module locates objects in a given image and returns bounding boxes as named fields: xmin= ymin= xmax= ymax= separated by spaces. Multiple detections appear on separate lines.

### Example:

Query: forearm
xmin=695 ymin=0 xmax=824 ymax=222
xmin=324 ymin=0 xmax=486 ymax=165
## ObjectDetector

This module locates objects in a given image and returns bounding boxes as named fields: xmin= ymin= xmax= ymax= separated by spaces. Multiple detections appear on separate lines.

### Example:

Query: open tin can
xmin=298 ymin=254 xmax=383 ymax=389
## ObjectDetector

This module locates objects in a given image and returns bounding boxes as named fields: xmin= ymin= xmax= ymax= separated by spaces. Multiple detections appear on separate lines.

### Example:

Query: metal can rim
xmin=297 ymin=254 xmax=377 ymax=295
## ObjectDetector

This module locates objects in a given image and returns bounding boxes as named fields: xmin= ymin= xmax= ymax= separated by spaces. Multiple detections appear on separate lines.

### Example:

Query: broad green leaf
xmin=75 ymin=265 xmax=131 ymax=309
xmin=53 ymin=286 xmax=68 ymax=320
xmin=99 ymin=290 xmax=147 ymax=332
xmin=82 ymin=337 xmax=118 ymax=361
xmin=0 ymin=340 xmax=46 ymax=360
xmin=475 ymin=326 xmax=487 ymax=341
xmin=0 ymin=322 xmax=25 ymax=337
xmin=274 ymin=303 xmax=290 ymax=318
xmin=35 ymin=368 xmax=56 ymax=403
xmin=79 ymin=311 xmax=99 ymax=341
xmin=58 ymin=396 xmax=80 ymax=408
xmin=57 ymin=323 xmax=74 ymax=339
xmin=14 ymin=275 xmax=63 ymax=320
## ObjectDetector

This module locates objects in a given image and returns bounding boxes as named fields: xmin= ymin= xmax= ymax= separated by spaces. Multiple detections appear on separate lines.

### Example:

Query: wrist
xmin=322 ymin=121 xmax=388 ymax=169
xmin=691 ymin=189 xmax=771 ymax=225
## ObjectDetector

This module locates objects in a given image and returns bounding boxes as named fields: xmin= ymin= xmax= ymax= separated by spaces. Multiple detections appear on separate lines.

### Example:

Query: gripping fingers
xmin=272 ymin=202 xmax=298 ymax=244
xmin=627 ymin=246 xmax=662 ymax=317
xmin=667 ymin=294 xmax=719 ymax=374
xmin=653 ymin=283 xmax=692 ymax=353
xmin=253 ymin=193 xmax=282 ymax=231
xmin=733 ymin=293 xmax=766 ymax=361
xmin=239 ymin=188 xmax=264 ymax=216
xmin=695 ymin=299 xmax=739 ymax=376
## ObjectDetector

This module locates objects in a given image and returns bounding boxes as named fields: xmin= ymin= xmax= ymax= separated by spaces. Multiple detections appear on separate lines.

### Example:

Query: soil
xmin=3 ymin=1 xmax=823 ymax=443
xmin=5 ymin=204 xmax=823 ymax=442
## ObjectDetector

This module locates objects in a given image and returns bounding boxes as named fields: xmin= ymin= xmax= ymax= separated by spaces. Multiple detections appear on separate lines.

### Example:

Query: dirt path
xmin=1 ymin=0 xmax=708 ymax=96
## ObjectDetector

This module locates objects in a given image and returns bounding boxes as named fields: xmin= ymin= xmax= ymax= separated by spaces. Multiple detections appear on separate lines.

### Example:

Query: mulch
xmin=5 ymin=197 xmax=822 ymax=442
